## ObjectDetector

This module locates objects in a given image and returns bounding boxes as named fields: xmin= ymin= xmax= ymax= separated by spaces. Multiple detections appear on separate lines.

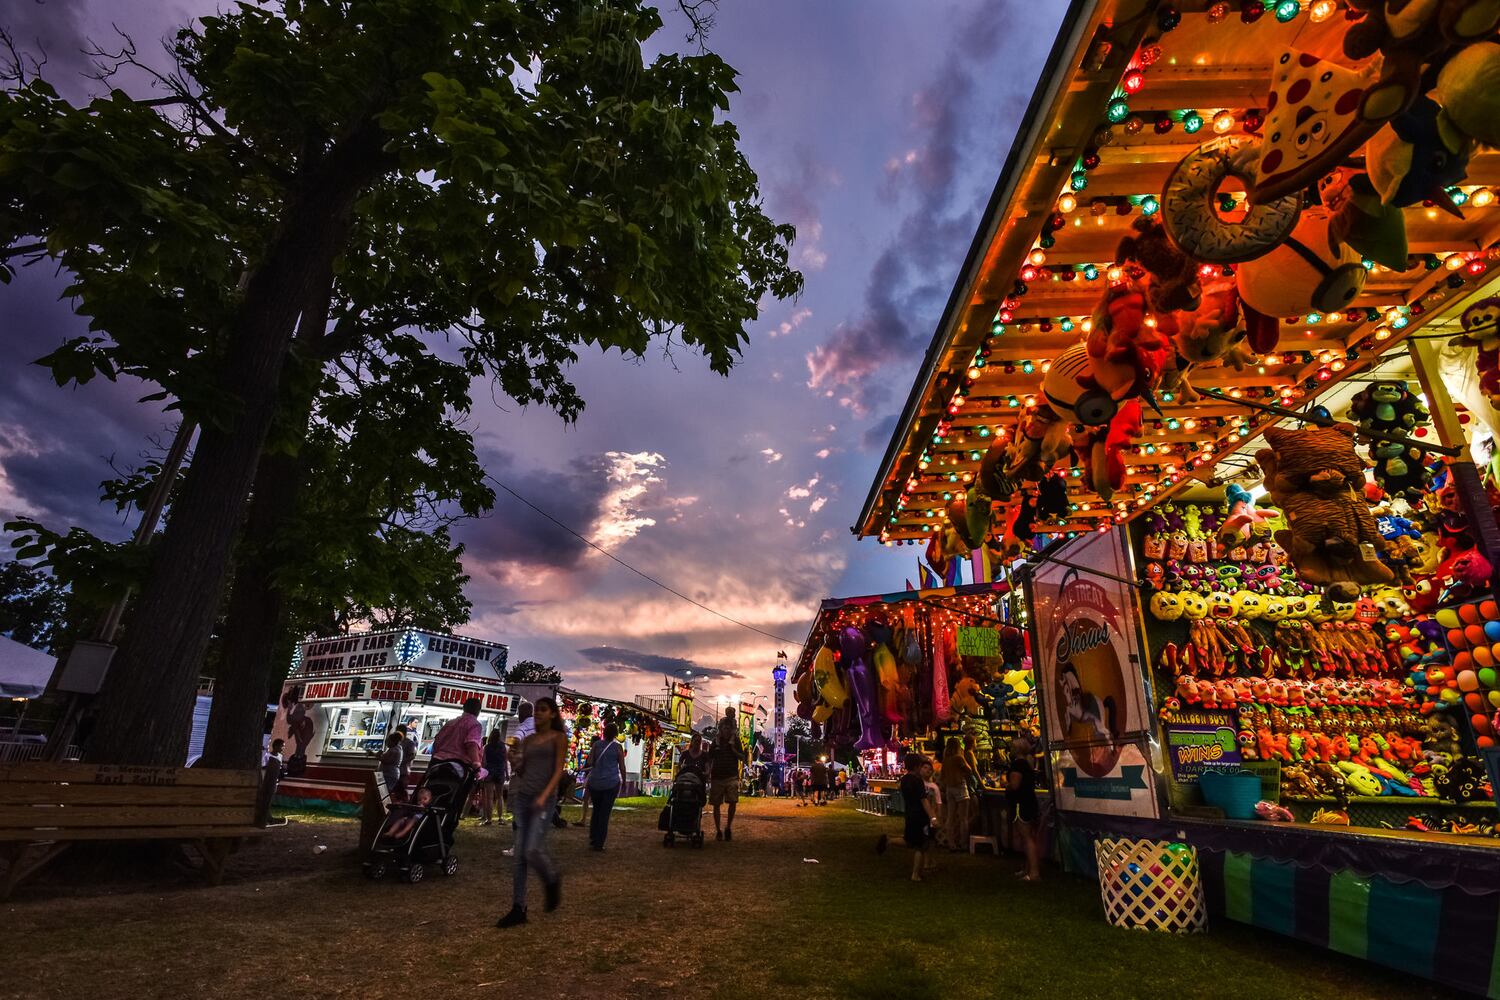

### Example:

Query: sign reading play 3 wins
xmin=956 ymin=627 xmax=999 ymax=657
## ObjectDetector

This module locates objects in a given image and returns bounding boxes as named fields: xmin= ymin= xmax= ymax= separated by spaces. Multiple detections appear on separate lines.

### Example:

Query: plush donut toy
xmin=1161 ymin=135 xmax=1302 ymax=264
xmin=1236 ymin=212 xmax=1367 ymax=318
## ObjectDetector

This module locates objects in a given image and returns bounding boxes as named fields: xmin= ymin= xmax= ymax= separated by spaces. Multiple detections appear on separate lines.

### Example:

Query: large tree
xmin=0 ymin=559 xmax=74 ymax=653
xmin=0 ymin=0 xmax=800 ymax=765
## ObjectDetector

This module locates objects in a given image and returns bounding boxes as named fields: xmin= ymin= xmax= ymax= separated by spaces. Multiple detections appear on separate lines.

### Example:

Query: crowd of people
xmin=347 ymin=695 xmax=1044 ymax=921
xmin=895 ymin=735 xmax=1041 ymax=883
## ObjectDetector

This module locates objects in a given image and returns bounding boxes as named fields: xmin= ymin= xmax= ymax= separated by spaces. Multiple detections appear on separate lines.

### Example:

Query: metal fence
xmin=0 ymin=739 xmax=80 ymax=763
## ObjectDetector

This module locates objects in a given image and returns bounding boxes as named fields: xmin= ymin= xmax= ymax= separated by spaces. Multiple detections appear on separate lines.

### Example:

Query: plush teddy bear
xmin=951 ymin=676 xmax=984 ymax=717
xmin=1257 ymin=424 xmax=1395 ymax=601
xmin=1114 ymin=215 xmax=1201 ymax=315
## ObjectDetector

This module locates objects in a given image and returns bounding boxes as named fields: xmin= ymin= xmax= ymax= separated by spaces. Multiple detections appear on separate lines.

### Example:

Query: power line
xmin=484 ymin=473 xmax=804 ymax=647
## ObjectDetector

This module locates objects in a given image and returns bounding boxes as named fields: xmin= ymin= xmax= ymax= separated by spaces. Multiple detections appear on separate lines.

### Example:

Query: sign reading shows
xmin=1031 ymin=530 xmax=1157 ymax=819
xmin=1163 ymin=709 xmax=1241 ymax=783
xmin=956 ymin=626 xmax=1000 ymax=658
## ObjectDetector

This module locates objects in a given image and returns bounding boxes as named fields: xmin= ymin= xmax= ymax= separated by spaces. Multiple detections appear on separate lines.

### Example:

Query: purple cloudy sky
xmin=0 ymin=0 xmax=1063 ymax=706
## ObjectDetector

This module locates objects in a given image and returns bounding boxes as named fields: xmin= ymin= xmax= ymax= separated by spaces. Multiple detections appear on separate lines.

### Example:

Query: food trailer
xmin=270 ymin=627 xmax=515 ymax=809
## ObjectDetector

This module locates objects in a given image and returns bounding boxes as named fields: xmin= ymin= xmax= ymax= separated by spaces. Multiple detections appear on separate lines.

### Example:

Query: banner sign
xmin=956 ymin=626 xmax=1000 ymax=658
xmin=1059 ymin=763 xmax=1150 ymax=801
xmin=1031 ymin=530 xmax=1158 ymax=819
xmin=1163 ymin=709 xmax=1241 ymax=783
xmin=292 ymin=628 xmax=509 ymax=683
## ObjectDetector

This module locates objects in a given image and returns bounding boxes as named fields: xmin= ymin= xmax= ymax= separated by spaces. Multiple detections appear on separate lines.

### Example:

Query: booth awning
xmin=855 ymin=0 xmax=1500 ymax=544
xmin=0 ymin=635 xmax=55 ymax=700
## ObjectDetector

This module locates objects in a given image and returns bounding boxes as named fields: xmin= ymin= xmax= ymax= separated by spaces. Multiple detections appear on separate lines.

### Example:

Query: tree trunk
xmin=198 ymin=446 xmax=304 ymax=769
xmin=87 ymin=125 xmax=386 ymax=766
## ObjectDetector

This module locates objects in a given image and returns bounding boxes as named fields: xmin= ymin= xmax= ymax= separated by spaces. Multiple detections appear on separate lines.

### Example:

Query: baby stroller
xmin=660 ymin=770 xmax=706 ymax=848
xmin=363 ymin=759 xmax=477 ymax=883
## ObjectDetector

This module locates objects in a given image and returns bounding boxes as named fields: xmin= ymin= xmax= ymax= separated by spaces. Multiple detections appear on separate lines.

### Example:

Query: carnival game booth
xmin=851 ymin=0 xmax=1500 ymax=991
xmin=790 ymin=581 xmax=1042 ymax=828
xmin=557 ymin=688 xmax=672 ymax=797
xmin=270 ymin=628 xmax=515 ymax=811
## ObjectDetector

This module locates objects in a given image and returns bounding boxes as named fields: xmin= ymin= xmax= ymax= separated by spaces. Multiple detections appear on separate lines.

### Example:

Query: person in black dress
xmin=1006 ymin=736 xmax=1041 ymax=881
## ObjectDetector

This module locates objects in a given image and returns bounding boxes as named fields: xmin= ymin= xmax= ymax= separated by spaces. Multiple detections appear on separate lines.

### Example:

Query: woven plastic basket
xmin=1093 ymin=837 xmax=1206 ymax=934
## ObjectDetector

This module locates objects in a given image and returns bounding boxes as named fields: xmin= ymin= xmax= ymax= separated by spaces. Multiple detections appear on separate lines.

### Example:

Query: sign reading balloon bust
xmin=1030 ymin=530 xmax=1159 ymax=819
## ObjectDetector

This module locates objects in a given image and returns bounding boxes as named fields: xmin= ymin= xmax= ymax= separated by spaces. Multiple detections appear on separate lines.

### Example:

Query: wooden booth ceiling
xmin=855 ymin=0 xmax=1500 ymax=545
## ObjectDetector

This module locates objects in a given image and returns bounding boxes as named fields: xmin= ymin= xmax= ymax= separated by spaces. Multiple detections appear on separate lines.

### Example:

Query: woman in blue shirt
xmin=584 ymin=723 xmax=628 ymax=850
xmin=480 ymin=729 xmax=509 ymax=824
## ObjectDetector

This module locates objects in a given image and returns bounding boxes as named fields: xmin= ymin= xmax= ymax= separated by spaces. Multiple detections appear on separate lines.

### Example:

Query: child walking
xmin=898 ymin=754 xmax=939 ymax=882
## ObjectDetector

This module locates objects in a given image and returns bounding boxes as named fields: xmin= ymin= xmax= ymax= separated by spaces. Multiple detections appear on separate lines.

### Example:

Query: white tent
xmin=0 ymin=635 xmax=55 ymax=700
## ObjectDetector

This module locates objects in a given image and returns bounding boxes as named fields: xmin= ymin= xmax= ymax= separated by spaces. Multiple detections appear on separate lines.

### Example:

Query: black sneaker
xmin=495 ymin=905 xmax=527 ymax=929
xmin=716 ymin=830 xmax=724 ymax=841
xmin=724 ymin=827 xmax=733 ymax=842
xmin=544 ymin=875 xmax=562 ymax=913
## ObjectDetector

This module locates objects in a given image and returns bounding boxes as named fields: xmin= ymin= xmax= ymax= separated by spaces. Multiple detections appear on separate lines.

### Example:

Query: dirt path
xmin=2 ymin=795 xmax=1456 ymax=1000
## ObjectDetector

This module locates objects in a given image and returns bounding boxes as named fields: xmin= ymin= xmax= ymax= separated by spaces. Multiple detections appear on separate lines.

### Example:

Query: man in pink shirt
xmin=430 ymin=697 xmax=484 ymax=768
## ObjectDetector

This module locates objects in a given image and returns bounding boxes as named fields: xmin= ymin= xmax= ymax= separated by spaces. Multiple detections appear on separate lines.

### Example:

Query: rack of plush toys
xmin=918 ymin=1 xmax=1500 ymax=585
xmin=790 ymin=601 xmax=1038 ymax=759
xmin=1142 ymin=398 xmax=1500 ymax=833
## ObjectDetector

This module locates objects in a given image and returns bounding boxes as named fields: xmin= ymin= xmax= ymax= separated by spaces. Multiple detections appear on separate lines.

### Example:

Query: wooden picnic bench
xmin=0 ymin=762 xmax=267 ymax=899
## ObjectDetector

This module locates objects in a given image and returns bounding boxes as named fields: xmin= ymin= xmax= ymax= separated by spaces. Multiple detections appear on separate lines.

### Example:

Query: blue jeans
xmin=511 ymin=795 xmax=557 ymax=907
xmin=588 ymin=786 xmax=618 ymax=847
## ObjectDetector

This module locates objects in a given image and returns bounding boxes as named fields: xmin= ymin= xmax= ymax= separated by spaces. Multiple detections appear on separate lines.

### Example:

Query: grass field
xmin=2 ymin=795 xmax=1459 ymax=999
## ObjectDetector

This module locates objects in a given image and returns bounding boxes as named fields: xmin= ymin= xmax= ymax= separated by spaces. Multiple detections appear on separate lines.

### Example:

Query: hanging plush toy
xmin=997 ymin=491 xmax=1038 ymax=559
xmin=1162 ymin=135 xmax=1302 ymax=270
xmin=1115 ymin=215 xmax=1201 ymax=315
xmin=1435 ymin=41 xmax=1500 ymax=147
xmin=1452 ymin=296 xmax=1500 ymax=410
xmin=1156 ymin=280 xmax=1257 ymax=402
xmin=1250 ymin=50 xmax=1380 ymax=204
xmin=1010 ymin=277 xmax=1171 ymax=483
xmin=1220 ymin=482 xmax=1276 ymax=544
xmin=1236 ymin=210 xmax=1367 ymax=318
xmin=1343 ymin=1 xmax=1500 ymax=124
xmin=1363 ymin=95 xmax=1472 ymax=212
xmin=1089 ymin=398 xmax=1143 ymax=501
xmin=841 ymin=627 xmax=884 ymax=752
xmin=1256 ymin=424 xmax=1395 ymax=601
xmin=873 ymin=641 xmax=903 ymax=724
xmin=1319 ymin=168 xmax=1409 ymax=270
xmin=1346 ymin=380 xmax=1432 ymax=500
xmin=811 ymin=643 xmax=848 ymax=724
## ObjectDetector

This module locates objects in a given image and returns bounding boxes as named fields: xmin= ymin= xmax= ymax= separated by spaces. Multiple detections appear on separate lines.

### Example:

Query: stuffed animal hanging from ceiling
xmin=1319 ymin=168 xmax=1409 ymax=270
xmin=1452 ymin=296 xmax=1500 ymax=411
xmin=1343 ymin=0 xmax=1500 ymax=125
xmin=840 ymin=626 xmax=884 ymax=752
xmin=1236 ymin=210 xmax=1367 ymax=318
xmin=1155 ymin=280 xmax=1257 ymax=403
xmin=1250 ymin=49 xmax=1381 ymax=203
xmin=1256 ymin=424 xmax=1395 ymax=601
xmin=1346 ymin=380 xmax=1433 ymax=501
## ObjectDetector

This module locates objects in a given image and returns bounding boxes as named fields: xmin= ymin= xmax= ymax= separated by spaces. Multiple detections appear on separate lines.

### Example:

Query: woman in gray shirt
xmin=496 ymin=696 xmax=566 ymax=928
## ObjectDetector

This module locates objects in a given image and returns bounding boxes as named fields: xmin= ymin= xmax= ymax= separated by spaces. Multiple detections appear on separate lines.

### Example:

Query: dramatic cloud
xmin=577 ymin=646 xmax=742 ymax=680
xmin=0 ymin=270 xmax=173 ymax=538
xmin=805 ymin=1 xmax=1043 ymax=417
xmin=760 ymin=448 xmax=782 ymax=464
